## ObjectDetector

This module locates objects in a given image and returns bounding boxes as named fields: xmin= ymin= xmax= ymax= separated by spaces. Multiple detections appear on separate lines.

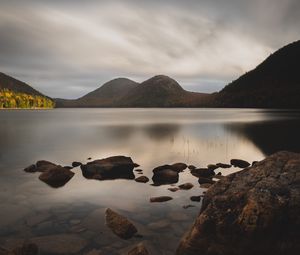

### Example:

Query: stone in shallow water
xmin=198 ymin=177 xmax=215 ymax=184
xmin=150 ymin=196 xmax=173 ymax=203
xmin=190 ymin=196 xmax=202 ymax=202
xmin=168 ymin=187 xmax=179 ymax=192
xmin=81 ymin=156 xmax=137 ymax=180
xmin=216 ymin=163 xmax=232 ymax=168
xmin=72 ymin=161 xmax=82 ymax=167
xmin=31 ymin=234 xmax=87 ymax=254
xmin=152 ymin=169 xmax=179 ymax=185
xmin=191 ymin=168 xmax=215 ymax=178
xmin=105 ymin=208 xmax=137 ymax=240
xmin=230 ymin=159 xmax=250 ymax=168
xmin=178 ymin=183 xmax=194 ymax=190
xmin=135 ymin=176 xmax=149 ymax=183
xmin=38 ymin=166 xmax=75 ymax=188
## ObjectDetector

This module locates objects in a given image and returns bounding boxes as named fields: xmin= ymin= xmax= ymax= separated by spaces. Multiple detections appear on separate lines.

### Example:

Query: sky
xmin=0 ymin=0 xmax=299 ymax=99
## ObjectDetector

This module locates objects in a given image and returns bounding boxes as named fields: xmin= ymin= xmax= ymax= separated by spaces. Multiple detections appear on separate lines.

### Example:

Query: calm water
xmin=0 ymin=108 xmax=300 ymax=254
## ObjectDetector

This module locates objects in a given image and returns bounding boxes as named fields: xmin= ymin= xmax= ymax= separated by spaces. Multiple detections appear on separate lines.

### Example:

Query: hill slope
xmin=214 ymin=40 xmax=300 ymax=108
xmin=55 ymin=78 xmax=139 ymax=107
xmin=0 ymin=72 xmax=54 ymax=108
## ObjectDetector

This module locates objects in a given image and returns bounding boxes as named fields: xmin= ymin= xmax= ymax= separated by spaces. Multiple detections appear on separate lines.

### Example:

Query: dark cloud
xmin=0 ymin=0 xmax=299 ymax=98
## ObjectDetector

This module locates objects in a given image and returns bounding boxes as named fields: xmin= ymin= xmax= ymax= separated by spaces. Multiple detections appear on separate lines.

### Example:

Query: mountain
xmin=214 ymin=40 xmax=300 ymax=108
xmin=0 ymin=72 xmax=54 ymax=108
xmin=55 ymin=78 xmax=139 ymax=107
xmin=55 ymin=75 xmax=209 ymax=108
xmin=119 ymin=75 xmax=208 ymax=107
xmin=0 ymin=72 xmax=44 ymax=96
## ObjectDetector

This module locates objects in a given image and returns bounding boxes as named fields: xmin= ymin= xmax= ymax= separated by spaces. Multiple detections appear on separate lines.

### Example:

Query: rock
xmin=230 ymin=159 xmax=250 ymax=168
xmin=31 ymin=234 xmax=87 ymax=254
xmin=178 ymin=183 xmax=194 ymax=190
xmin=87 ymin=157 xmax=92 ymax=160
xmin=188 ymin=165 xmax=196 ymax=170
xmin=135 ymin=169 xmax=143 ymax=172
xmin=105 ymin=208 xmax=137 ymax=239
xmin=135 ymin=176 xmax=149 ymax=183
xmin=23 ymin=164 xmax=36 ymax=173
xmin=191 ymin=168 xmax=215 ymax=178
xmin=153 ymin=163 xmax=186 ymax=173
xmin=168 ymin=187 xmax=179 ymax=192
xmin=38 ymin=166 xmax=75 ymax=188
xmin=198 ymin=177 xmax=215 ymax=184
xmin=152 ymin=169 xmax=179 ymax=185
xmin=200 ymin=183 xmax=212 ymax=189
xmin=177 ymin=151 xmax=300 ymax=255
xmin=183 ymin=205 xmax=196 ymax=209
xmin=80 ymin=156 xmax=137 ymax=180
xmin=72 ymin=161 xmax=82 ymax=167
xmin=127 ymin=243 xmax=150 ymax=255
xmin=171 ymin=163 xmax=188 ymax=172
xmin=216 ymin=163 xmax=232 ymax=168
xmin=252 ymin=161 xmax=259 ymax=166
xmin=207 ymin=164 xmax=218 ymax=171
xmin=4 ymin=242 xmax=39 ymax=255
xmin=150 ymin=196 xmax=173 ymax=203
xmin=190 ymin=196 xmax=201 ymax=202
xmin=36 ymin=160 xmax=57 ymax=172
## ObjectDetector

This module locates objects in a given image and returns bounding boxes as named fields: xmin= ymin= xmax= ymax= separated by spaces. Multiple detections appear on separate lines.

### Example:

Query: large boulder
xmin=80 ymin=156 xmax=137 ymax=180
xmin=177 ymin=151 xmax=300 ymax=255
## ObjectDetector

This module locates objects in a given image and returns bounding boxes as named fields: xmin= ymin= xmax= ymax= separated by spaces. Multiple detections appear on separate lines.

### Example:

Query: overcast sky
xmin=0 ymin=0 xmax=299 ymax=98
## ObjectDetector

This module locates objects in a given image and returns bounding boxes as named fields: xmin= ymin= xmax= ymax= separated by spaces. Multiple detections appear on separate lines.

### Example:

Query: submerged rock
xmin=72 ymin=161 xmax=82 ymax=167
xmin=190 ymin=196 xmax=201 ymax=202
xmin=150 ymin=196 xmax=173 ymax=203
xmin=105 ymin=208 xmax=137 ymax=239
xmin=135 ymin=176 xmax=149 ymax=183
xmin=38 ymin=166 xmax=75 ymax=188
xmin=177 ymin=151 xmax=300 ymax=255
xmin=230 ymin=159 xmax=250 ymax=168
xmin=80 ymin=156 xmax=137 ymax=180
xmin=127 ymin=243 xmax=150 ymax=255
xmin=178 ymin=183 xmax=194 ymax=190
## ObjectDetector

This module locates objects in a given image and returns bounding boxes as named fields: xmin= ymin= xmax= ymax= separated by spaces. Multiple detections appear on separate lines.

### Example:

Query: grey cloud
xmin=0 ymin=0 xmax=299 ymax=98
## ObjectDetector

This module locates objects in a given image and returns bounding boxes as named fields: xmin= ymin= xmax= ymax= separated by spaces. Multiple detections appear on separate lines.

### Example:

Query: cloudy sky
xmin=0 ymin=0 xmax=299 ymax=98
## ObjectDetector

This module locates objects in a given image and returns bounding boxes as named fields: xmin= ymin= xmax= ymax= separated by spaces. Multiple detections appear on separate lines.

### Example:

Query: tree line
xmin=0 ymin=89 xmax=55 ymax=109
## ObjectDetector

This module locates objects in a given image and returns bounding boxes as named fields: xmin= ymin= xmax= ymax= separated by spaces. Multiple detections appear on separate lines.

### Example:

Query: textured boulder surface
xmin=80 ymin=156 xmax=137 ymax=180
xmin=177 ymin=151 xmax=300 ymax=255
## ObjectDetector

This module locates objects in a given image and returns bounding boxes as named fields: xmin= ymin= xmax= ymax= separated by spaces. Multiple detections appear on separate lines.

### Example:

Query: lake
xmin=0 ymin=108 xmax=300 ymax=254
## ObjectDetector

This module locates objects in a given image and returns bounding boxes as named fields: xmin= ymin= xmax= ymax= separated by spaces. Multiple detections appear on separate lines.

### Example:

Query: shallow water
xmin=0 ymin=108 xmax=300 ymax=254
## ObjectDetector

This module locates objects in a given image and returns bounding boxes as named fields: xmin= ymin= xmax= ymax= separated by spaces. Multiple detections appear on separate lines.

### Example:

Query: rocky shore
xmin=1 ymin=151 xmax=298 ymax=254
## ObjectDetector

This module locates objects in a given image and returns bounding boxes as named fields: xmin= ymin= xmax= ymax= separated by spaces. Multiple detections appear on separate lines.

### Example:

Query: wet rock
xmin=191 ymin=168 xmax=215 ymax=178
xmin=188 ymin=165 xmax=196 ymax=170
xmin=127 ymin=243 xmax=150 ymax=255
xmin=171 ymin=163 xmax=187 ymax=172
xmin=190 ymin=196 xmax=201 ymax=202
xmin=135 ymin=176 xmax=149 ymax=183
xmin=178 ymin=183 xmax=194 ymax=190
xmin=87 ymin=157 xmax=92 ymax=160
xmin=252 ymin=161 xmax=259 ymax=166
xmin=105 ymin=208 xmax=137 ymax=239
xmin=230 ymin=159 xmax=250 ymax=168
xmin=183 ymin=205 xmax=196 ymax=209
xmin=32 ymin=234 xmax=87 ymax=254
xmin=23 ymin=164 xmax=36 ymax=173
xmin=38 ymin=166 xmax=75 ymax=188
xmin=168 ymin=187 xmax=179 ymax=192
xmin=216 ymin=163 xmax=232 ymax=169
xmin=81 ymin=156 xmax=137 ymax=180
xmin=177 ymin=151 xmax=300 ymax=255
xmin=198 ymin=177 xmax=215 ymax=184
xmin=63 ymin=166 xmax=73 ymax=170
xmin=36 ymin=160 xmax=57 ymax=172
xmin=207 ymin=164 xmax=218 ymax=171
xmin=152 ymin=169 xmax=179 ymax=185
xmin=135 ymin=169 xmax=143 ymax=172
xmin=72 ymin=161 xmax=82 ymax=167
xmin=200 ymin=183 xmax=212 ymax=189
xmin=150 ymin=196 xmax=173 ymax=203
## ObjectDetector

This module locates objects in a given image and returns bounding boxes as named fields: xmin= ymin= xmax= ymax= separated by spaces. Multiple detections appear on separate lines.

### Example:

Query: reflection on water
xmin=0 ymin=108 xmax=299 ymax=254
